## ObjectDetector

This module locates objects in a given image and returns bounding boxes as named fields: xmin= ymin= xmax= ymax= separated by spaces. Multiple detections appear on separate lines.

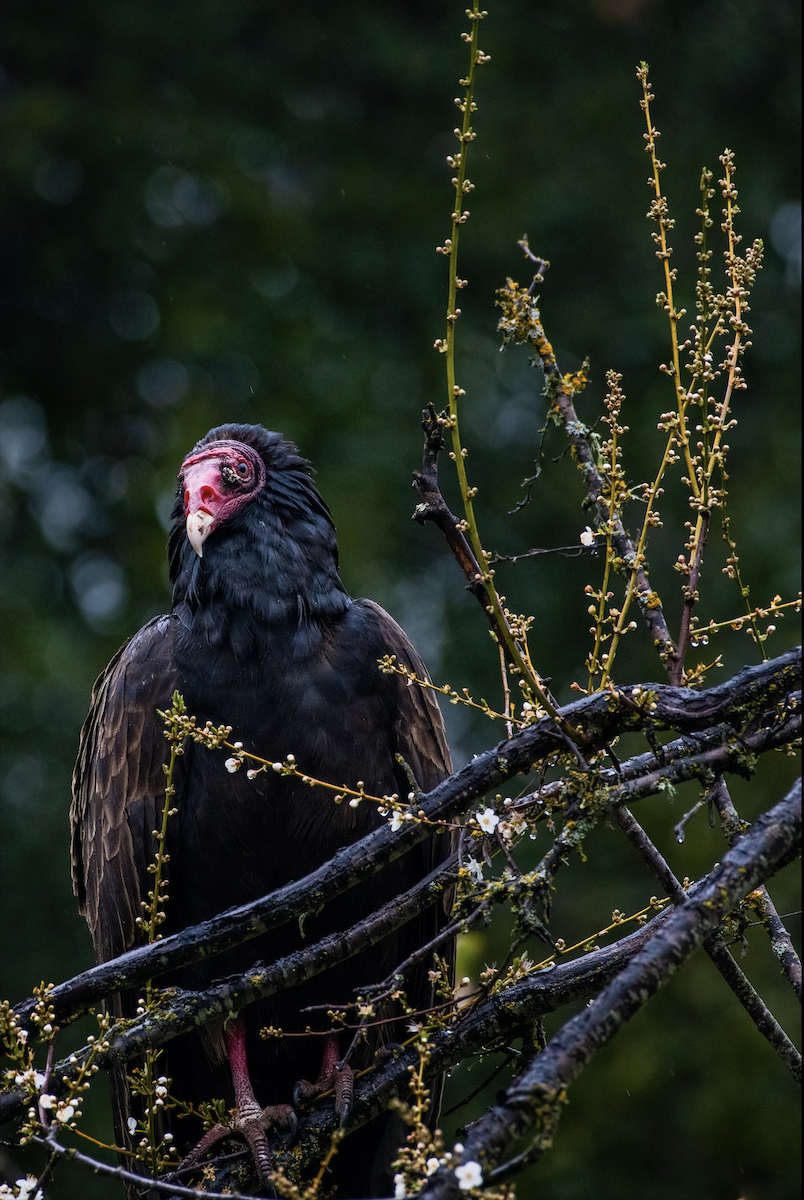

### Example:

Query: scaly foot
xmin=292 ymin=1032 xmax=355 ymax=1126
xmin=179 ymin=1016 xmax=297 ymax=1183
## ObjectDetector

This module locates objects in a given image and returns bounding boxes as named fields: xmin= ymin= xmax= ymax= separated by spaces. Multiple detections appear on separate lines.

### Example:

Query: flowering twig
xmin=378 ymin=654 xmax=543 ymax=728
xmin=496 ymin=260 xmax=677 ymax=678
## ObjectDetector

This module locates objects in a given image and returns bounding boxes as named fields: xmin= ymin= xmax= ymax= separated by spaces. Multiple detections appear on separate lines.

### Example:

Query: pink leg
xmin=179 ymin=1016 xmax=296 ymax=1183
xmin=225 ymin=1016 xmax=273 ymax=1180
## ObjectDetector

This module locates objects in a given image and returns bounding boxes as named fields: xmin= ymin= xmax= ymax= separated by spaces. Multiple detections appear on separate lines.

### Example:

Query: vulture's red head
xmin=180 ymin=439 xmax=267 ymax=557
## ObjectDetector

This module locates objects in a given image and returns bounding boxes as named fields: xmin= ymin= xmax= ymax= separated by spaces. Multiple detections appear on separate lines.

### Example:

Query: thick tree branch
xmin=105 ymin=853 xmax=459 ymax=1063
xmin=0 ymin=861 xmax=714 ymax=1133
xmin=515 ymin=706 xmax=800 ymax=925
xmin=5 ymin=774 xmax=797 ymax=1191
xmin=11 ymin=649 xmax=800 ymax=1033
xmin=2 ymin=649 xmax=798 ymax=1189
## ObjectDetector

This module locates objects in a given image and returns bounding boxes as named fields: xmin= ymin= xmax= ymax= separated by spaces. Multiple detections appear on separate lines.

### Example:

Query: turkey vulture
xmin=70 ymin=424 xmax=453 ymax=1196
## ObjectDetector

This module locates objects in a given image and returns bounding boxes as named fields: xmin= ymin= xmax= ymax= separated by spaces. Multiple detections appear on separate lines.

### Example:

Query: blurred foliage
xmin=0 ymin=0 xmax=800 ymax=1196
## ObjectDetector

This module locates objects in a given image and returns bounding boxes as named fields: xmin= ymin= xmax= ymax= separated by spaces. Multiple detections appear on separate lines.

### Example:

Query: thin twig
xmin=753 ymin=888 xmax=802 ymax=1003
xmin=32 ymin=1132 xmax=252 ymax=1199
xmin=412 ymin=405 xmax=574 ymax=732
xmin=709 ymin=776 xmax=803 ymax=1001
xmin=615 ymin=798 xmax=801 ymax=1084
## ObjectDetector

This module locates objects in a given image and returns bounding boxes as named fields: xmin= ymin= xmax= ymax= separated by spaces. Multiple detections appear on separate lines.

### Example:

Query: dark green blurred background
xmin=0 ymin=1 xmax=800 ymax=1196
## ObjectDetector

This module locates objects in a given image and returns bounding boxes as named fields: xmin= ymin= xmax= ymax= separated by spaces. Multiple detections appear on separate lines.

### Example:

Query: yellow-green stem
xmin=442 ymin=6 xmax=571 ymax=728
xmin=638 ymin=65 xmax=699 ymax=497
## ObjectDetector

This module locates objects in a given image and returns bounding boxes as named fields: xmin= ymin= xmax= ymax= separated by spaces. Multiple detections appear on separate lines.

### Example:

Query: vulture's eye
xmin=222 ymin=460 xmax=253 ymax=487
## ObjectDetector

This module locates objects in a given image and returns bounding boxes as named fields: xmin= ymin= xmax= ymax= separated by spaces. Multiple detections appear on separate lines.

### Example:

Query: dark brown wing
xmin=356 ymin=601 xmax=453 ymax=922
xmin=70 ymin=613 xmax=179 ymax=965
xmin=357 ymin=598 xmax=452 ymax=788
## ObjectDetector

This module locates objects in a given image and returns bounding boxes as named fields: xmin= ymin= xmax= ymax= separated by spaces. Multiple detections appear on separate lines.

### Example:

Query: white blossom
xmin=476 ymin=807 xmax=500 ymax=834
xmin=580 ymin=525 xmax=596 ymax=547
xmin=14 ymin=1179 xmax=43 ymax=1200
xmin=465 ymin=856 xmax=483 ymax=883
xmin=127 ymin=1116 xmax=138 ymax=1134
xmin=499 ymin=812 xmax=527 ymax=843
xmin=455 ymin=1160 xmax=483 ymax=1190
xmin=426 ymin=1157 xmax=441 ymax=1175
xmin=224 ymin=757 xmax=240 ymax=773
xmin=389 ymin=812 xmax=404 ymax=832
xmin=393 ymin=1173 xmax=408 ymax=1199
xmin=14 ymin=1069 xmax=46 ymax=1090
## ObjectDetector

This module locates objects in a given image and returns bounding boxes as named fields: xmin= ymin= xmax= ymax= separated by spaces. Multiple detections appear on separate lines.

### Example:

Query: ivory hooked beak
xmin=186 ymin=510 xmax=215 ymax=558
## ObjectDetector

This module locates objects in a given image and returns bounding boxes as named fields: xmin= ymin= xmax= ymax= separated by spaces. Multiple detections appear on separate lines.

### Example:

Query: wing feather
xmin=356 ymin=599 xmax=452 ymax=788
xmin=70 ymin=614 xmax=178 ymax=964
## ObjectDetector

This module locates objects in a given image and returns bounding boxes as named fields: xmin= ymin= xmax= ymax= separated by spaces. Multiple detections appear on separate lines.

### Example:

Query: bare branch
xmin=753 ymin=887 xmax=802 ymax=1003
xmin=419 ymin=779 xmax=802 ymax=1197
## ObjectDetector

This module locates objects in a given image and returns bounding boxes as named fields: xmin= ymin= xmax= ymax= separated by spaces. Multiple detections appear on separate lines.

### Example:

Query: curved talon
xmin=292 ymin=1077 xmax=321 ymax=1108
xmin=261 ymin=1102 xmax=298 ymax=1146
xmin=235 ymin=1099 xmax=297 ymax=1179
xmin=178 ymin=1121 xmax=232 ymax=1172
xmin=236 ymin=1106 xmax=272 ymax=1183
xmin=333 ymin=1060 xmax=354 ymax=1127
